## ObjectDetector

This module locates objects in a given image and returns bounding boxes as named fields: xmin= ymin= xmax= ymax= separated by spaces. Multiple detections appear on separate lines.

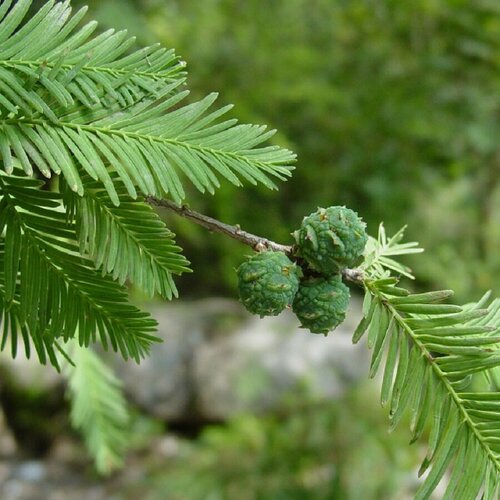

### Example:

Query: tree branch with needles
xmin=146 ymin=196 xmax=365 ymax=284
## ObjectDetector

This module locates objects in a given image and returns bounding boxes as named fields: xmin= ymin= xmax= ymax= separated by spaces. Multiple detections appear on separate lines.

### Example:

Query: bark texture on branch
xmin=147 ymin=197 xmax=293 ymax=254
xmin=146 ymin=196 xmax=364 ymax=284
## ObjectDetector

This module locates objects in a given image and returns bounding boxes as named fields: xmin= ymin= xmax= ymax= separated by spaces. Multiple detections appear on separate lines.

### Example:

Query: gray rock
xmin=0 ymin=297 xmax=367 ymax=423
xmin=194 ymin=298 xmax=367 ymax=419
xmin=0 ymin=459 xmax=106 ymax=500
xmin=13 ymin=461 xmax=47 ymax=482
xmin=0 ymin=351 xmax=63 ymax=393
xmin=113 ymin=298 xmax=246 ymax=420
xmin=116 ymin=297 xmax=366 ymax=420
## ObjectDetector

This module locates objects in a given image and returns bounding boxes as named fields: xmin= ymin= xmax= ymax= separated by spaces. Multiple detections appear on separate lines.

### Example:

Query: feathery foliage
xmin=0 ymin=0 xmax=295 ymax=366
xmin=0 ymin=0 xmax=295 ymax=205
xmin=355 ymin=225 xmax=500 ymax=498
xmin=0 ymin=0 xmax=499 ymax=491
xmin=63 ymin=341 xmax=129 ymax=474
xmin=0 ymin=168 xmax=161 ymax=363
xmin=61 ymin=173 xmax=190 ymax=299
xmin=0 ymin=0 xmax=294 ymax=474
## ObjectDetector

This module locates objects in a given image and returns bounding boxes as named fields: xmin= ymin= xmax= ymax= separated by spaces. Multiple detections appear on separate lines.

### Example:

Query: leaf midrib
xmin=376 ymin=290 xmax=500 ymax=475
xmin=1 ymin=183 xmax=147 ymax=344
xmin=81 ymin=189 xmax=189 ymax=278
xmin=4 ymin=118 xmax=294 ymax=174
xmin=71 ymin=347 xmax=123 ymax=469
xmin=1 ymin=59 xmax=182 ymax=81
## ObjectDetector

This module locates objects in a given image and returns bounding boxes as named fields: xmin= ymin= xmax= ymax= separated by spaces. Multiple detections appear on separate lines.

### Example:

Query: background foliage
xmin=142 ymin=385 xmax=420 ymax=500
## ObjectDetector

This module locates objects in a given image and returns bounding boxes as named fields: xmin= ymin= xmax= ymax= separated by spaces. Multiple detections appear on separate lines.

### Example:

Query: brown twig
xmin=146 ymin=196 xmax=364 ymax=284
xmin=147 ymin=197 xmax=293 ymax=254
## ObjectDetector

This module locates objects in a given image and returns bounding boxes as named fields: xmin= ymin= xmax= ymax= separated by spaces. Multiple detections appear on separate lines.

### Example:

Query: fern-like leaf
xmin=0 ymin=0 xmax=295 ymax=204
xmin=0 ymin=0 xmax=185 ymax=113
xmin=0 ymin=240 xmax=61 ymax=366
xmin=354 ymin=228 xmax=500 ymax=498
xmin=61 ymin=175 xmax=191 ymax=299
xmin=0 ymin=170 xmax=160 ymax=364
xmin=64 ymin=341 xmax=130 ymax=474
xmin=361 ymin=223 xmax=424 ymax=279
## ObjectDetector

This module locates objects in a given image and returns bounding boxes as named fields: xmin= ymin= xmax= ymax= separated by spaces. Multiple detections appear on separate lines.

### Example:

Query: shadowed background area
xmin=1 ymin=1 xmax=498 ymax=498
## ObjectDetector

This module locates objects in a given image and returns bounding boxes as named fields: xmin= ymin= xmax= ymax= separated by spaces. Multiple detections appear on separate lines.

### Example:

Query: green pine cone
xmin=294 ymin=206 xmax=368 ymax=274
xmin=292 ymin=275 xmax=350 ymax=334
xmin=237 ymin=251 xmax=302 ymax=317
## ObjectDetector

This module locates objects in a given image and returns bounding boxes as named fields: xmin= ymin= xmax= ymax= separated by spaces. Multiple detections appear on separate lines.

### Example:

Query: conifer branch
xmin=147 ymin=197 xmax=292 ymax=253
xmin=146 ymin=197 xmax=365 ymax=284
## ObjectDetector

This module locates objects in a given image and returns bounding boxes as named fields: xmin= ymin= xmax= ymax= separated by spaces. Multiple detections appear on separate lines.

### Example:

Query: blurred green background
xmin=11 ymin=0 xmax=500 ymax=498
xmin=75 ymin=0 xmax=500 ymax=302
